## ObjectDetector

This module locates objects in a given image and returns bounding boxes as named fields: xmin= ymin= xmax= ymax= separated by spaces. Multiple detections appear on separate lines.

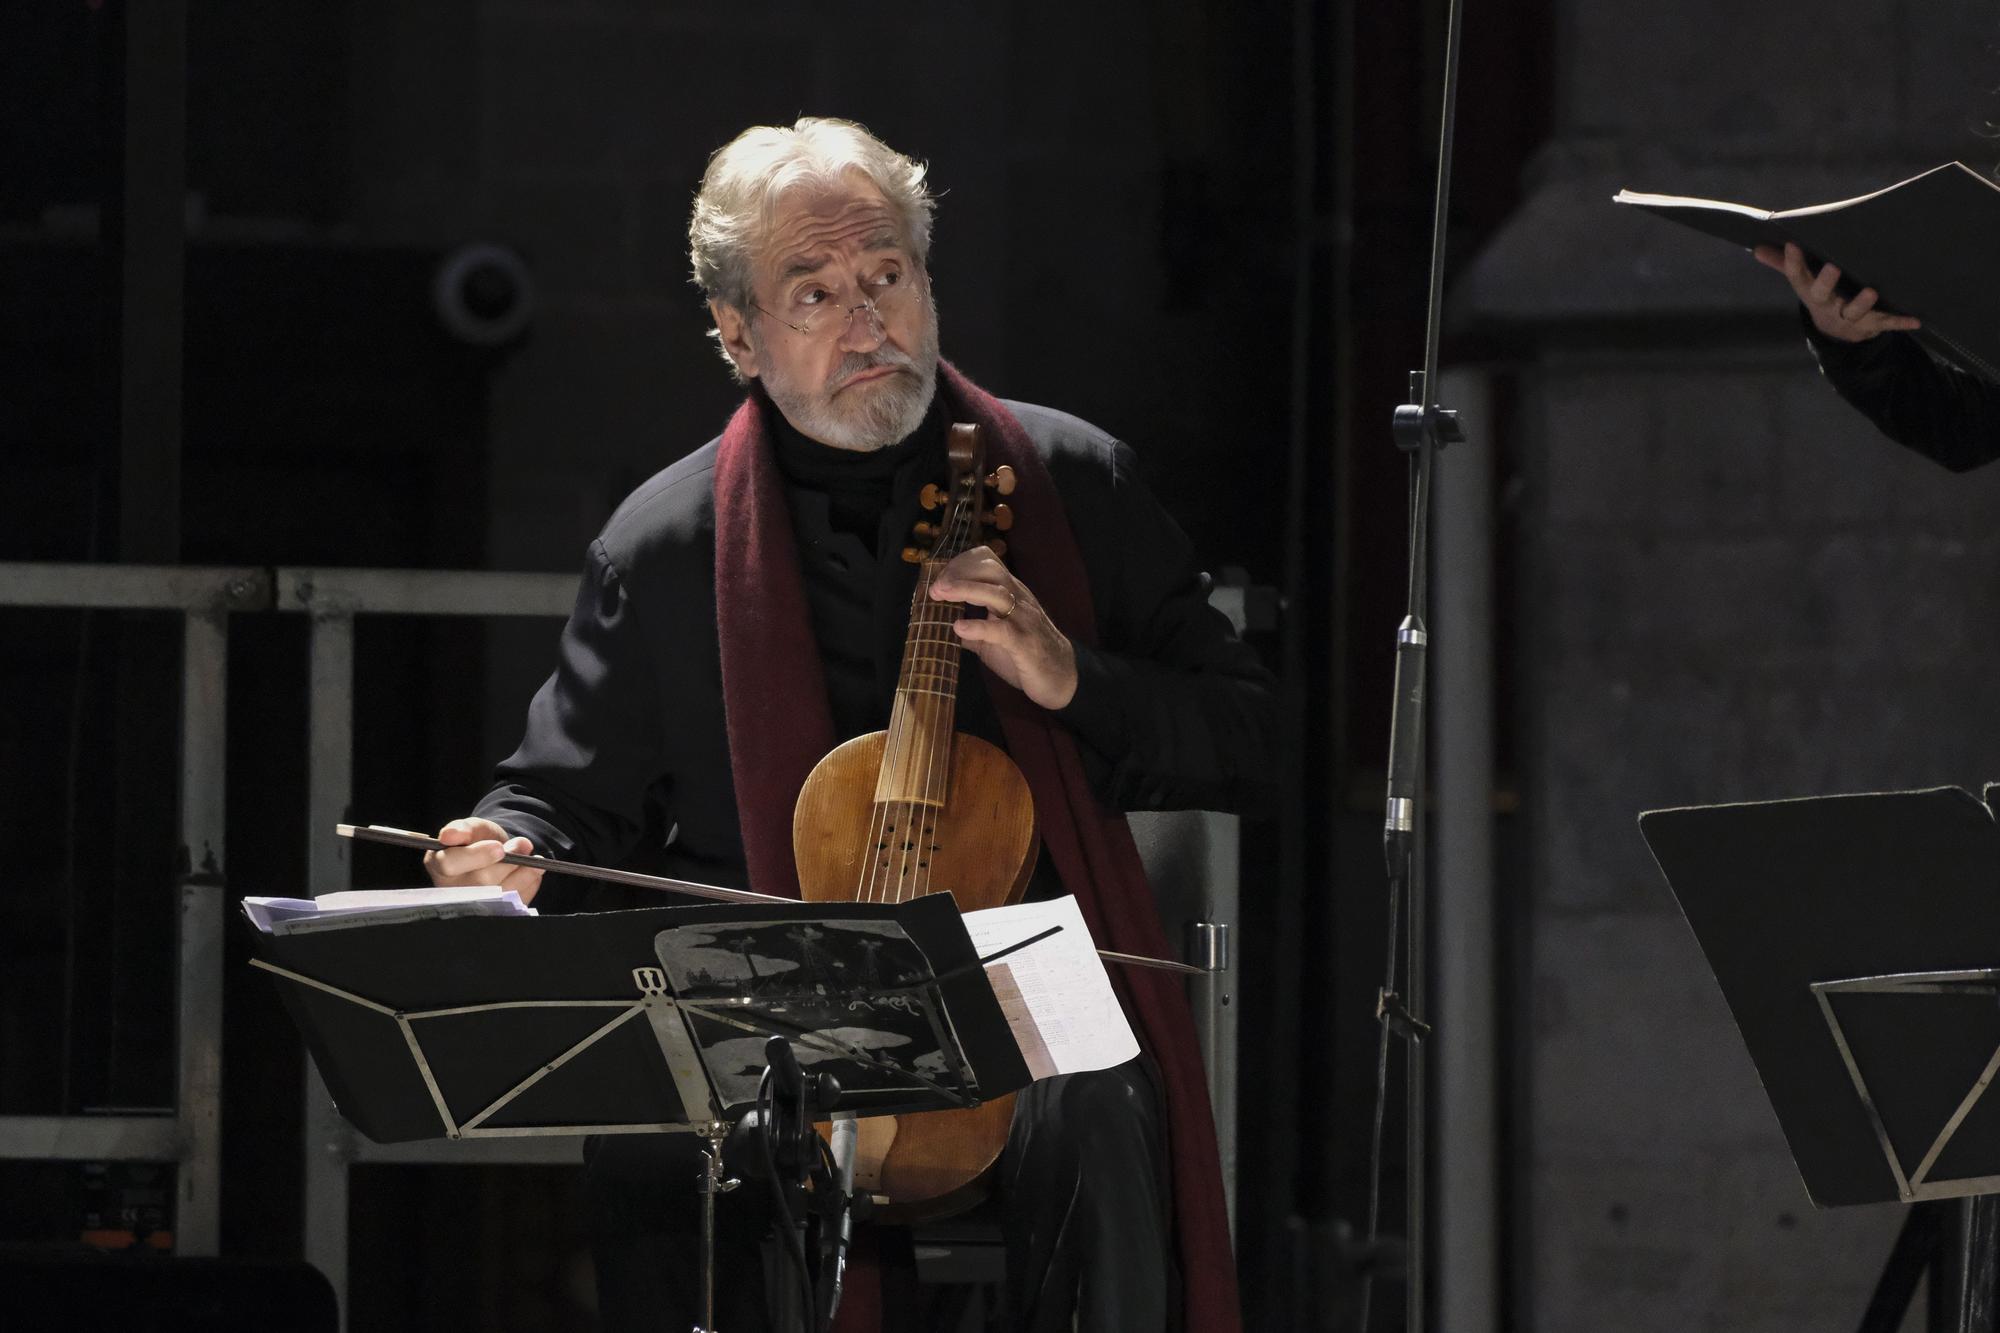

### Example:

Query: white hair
xmin=688 ymin=117 xmax=936 ymax=320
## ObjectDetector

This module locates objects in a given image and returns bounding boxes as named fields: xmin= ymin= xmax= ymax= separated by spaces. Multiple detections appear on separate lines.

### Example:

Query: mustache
xmin=827 ymin=346 xmax=917 ymax=390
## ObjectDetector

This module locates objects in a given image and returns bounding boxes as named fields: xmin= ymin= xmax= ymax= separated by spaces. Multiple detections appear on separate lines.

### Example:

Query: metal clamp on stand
xmin=694 ymin=1119 xmax=740 ymax=1333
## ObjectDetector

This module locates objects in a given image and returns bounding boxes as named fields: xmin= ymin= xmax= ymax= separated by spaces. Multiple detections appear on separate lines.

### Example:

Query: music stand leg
xmin=696 ymin=1120 xmax=740 ymax=1333
xmin=1957 ymin=1196 xmax=2000 ymax=1333
xmin=1859 ymin=1203 xmax=1943 ymax=1333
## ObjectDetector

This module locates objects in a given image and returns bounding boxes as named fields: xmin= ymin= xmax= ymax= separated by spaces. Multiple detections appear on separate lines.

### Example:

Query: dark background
xmin=0 ymin=1 xmax=1550 ymax=1328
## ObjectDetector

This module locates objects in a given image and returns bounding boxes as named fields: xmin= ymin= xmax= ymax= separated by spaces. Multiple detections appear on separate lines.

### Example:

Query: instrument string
xmin=857 ymin=553 xmax=926 ymax=902
xmin=860 ymin=441 xmax=986 ymax=907
xmin=892 ymin=559 xmax=942 ymax=903
xmin=856 ymin=658 xmax=892 ymax=901
xmin=873 ymin=487 xmax=957 ymax=904
xmin=899 ymin=481 xmax=967 ymax=903
xmin=863 ymin=462 xmax=959 ymax=903
xmin=913 ymin=472 xmax=977 ymax=902
xmin=867 ymin=557 xmax=924 ymax=902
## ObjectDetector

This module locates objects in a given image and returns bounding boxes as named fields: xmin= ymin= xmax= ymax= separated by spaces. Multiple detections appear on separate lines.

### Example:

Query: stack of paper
xmin=240 ymin=886 xmax=535 ymax=935
xmin=961 ymin=896 xmax=1141 ymax=1081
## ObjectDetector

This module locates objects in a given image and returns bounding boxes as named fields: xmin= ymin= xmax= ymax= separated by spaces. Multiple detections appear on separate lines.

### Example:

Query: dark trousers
xmin=585 ymin=1058 xmax=1172 ymax=1333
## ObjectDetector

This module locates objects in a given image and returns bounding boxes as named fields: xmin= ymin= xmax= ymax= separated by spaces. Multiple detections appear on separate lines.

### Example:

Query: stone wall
xmin=1463 ymin=0 xmax=2000 ymax=1326
xmin=1521 ymin=347 xmax=2000 ymax=1330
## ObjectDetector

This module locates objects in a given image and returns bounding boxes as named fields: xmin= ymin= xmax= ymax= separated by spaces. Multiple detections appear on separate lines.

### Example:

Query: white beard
xmin=756 ymin=293 xmax=941 ymax=452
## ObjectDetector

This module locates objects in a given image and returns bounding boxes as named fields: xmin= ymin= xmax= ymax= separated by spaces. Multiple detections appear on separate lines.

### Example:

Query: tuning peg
xmin=981 ymin=504 xmax=1013 ymax=532
xmin=902 ymin=546 xmax=927 ymax=564
xmin=920 ymin=483 xmax=947 ymax=511
xmin=984 ymin=466 xmax=1016 ymax=496
xmin=984 ymin=538 xmax=1007 ymax=559
xmin=913 ymin=521 xmax=938 ymax=539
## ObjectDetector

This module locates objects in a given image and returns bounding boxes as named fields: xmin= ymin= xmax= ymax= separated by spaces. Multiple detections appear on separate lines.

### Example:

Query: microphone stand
xmin=1360 ymin=0 xmax=1470 ymax=1328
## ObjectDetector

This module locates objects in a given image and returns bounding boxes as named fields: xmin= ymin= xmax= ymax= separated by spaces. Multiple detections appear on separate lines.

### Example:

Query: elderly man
xmin=427 ymin=117 xmax=1274 ymax=1332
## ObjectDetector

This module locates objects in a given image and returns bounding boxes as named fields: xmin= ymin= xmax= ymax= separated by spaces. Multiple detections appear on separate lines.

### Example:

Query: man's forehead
xmin=762 ymin=183 xmax=907 ymax=276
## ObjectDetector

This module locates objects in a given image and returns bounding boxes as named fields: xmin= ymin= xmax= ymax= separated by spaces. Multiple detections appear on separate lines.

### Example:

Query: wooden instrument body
xmin=793 ymin=730 xmax=1037 ymax=1219
xmin=793 ymin=731 xmax=1038 ymax=910
xmin=786 ymin=423 xmax=1037 ymax=1223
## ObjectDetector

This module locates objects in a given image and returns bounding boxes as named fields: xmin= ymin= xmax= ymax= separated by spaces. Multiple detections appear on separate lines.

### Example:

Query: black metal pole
xmin=1365 ymin=0 xmax=1470 ymax=1328
xmin=112 ymin=0 xmax=187 ymax=564
xmin=91 ymin=0 xmax=188 ymax=1115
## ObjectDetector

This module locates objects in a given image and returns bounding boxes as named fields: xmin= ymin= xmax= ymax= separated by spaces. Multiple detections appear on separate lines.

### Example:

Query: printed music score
xmin=962 ymin=896 xmax=1141 ymax=1080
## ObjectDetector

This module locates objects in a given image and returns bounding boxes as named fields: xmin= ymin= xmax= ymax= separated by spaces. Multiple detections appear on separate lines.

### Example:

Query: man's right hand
xmin=424 ymin=817 xmax=546 ymax=905
xmin=1754 ymin=241 xmax=1921 ymax=343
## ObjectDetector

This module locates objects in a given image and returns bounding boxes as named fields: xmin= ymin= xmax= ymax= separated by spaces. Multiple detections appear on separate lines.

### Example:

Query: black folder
xmin=1615 ymin=163 xmax=2000 ymax=382
xmin=1642 ymin=785 xmax=2000 ymax=1206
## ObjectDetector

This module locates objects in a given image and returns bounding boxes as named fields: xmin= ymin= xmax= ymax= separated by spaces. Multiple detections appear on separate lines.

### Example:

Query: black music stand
xmin=250 ymin=892 xmax=1032 ymax=1332
xmin=1641 ymin=784 xmax=2000 ymax=1332
xmin=250 ymin=892 xmax=1028 ymax=1139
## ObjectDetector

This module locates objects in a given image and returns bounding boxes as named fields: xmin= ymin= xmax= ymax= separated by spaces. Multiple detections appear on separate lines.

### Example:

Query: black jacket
xmin=1808 ymin=321 xmax=2000 ymax=472
xmin=473 ymin=399 xmax=1278 ymax=913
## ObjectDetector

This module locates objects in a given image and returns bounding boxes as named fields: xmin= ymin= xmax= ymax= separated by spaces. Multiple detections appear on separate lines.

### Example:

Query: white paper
xmin=961 ymin=896 xmax=1140 ymax=1081
xmin=240 ymin=886 xmax=531 ymax=933
xmin=316 ymin=887 xmax=508 ymax=910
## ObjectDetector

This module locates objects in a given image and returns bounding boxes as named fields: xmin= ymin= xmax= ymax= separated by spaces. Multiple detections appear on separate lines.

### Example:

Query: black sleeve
xmin=1806 ymin=311 xmax=2000 ymax=472
xmin=1054 ymin=440 xmax=1279 ymax=818
xmin=472 ymin=539 xmax=670 ymax=896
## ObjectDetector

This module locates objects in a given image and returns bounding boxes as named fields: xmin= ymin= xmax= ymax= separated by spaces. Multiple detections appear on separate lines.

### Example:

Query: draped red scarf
xmin=712 ymin=361 xmax=1241 ymax=1331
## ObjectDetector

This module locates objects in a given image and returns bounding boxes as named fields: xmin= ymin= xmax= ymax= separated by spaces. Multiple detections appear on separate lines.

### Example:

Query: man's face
xmin=712 ymin=175 xmax=939 ymax=451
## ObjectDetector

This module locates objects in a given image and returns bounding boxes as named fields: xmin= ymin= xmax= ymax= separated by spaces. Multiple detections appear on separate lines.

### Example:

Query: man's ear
xmin=711 ymin=300 xmax=759 ymax=380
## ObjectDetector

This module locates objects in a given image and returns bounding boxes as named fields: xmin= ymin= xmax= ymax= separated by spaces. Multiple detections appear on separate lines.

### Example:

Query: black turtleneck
xmin=767 ymin=387 xmax=946 ymax=553
xmin=762 ymin=388 xmax=968 ymax=743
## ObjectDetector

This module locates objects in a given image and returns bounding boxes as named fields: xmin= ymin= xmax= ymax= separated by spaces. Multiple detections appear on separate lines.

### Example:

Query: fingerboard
xmin=873 ymin=427 xmax=985 ymax=807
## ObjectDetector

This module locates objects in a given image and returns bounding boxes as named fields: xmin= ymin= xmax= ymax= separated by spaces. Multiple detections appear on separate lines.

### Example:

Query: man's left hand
xmin=929 ymin=546 xmax=1078 ymax=710
xmin=1753 ymin=241 xmax=1920 ymax=343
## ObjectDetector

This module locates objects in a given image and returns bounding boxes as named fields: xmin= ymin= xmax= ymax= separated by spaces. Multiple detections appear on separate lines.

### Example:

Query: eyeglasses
xmin=751 ymin=268 xmax=916 ymax=341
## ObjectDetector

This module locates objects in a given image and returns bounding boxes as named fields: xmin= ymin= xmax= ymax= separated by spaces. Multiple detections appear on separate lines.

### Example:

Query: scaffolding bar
xmin=302 ymin=613 xmax=356 ymax=1308
xmin=0 ymin=565 xmax=251 ymax=1266
xmin=0 ymin=563 xmax=268 ymax=613
xmin=175 ymin=611 xmax=228 ymax=1254
xmin=278 ymin=567 xmax=574 ymax=618
xmin=0 ymin=1115 xmax=180 ymax=1160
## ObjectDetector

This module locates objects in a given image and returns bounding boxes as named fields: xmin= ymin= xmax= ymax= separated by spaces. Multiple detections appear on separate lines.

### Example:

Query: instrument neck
xmin=898 ymin=560 xmax=967 ymax=701
xmin=873 ymin=558 xmax=966 ymax=806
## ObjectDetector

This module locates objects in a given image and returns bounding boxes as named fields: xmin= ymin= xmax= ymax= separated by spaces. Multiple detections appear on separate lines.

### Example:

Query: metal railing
xmin=0 ymin=561 xmax=1244 ymax=1326
xmin=277 ymin=567 xmax=586 ymax=1324
xmin=0 ymin=562 xmax=271 ymax=1256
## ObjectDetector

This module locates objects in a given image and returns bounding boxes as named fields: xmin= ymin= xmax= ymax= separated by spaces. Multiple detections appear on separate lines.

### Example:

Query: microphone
xmin=766 ymin=1034 xmax=805 ymax=1099
xmin=722 ymin=1038 xmax=816 ymax=1181
xmin=1382 ymin=613 xmax=1428 ymax=881
xmin=822 ymin=1118 xmax=860 ymax=1332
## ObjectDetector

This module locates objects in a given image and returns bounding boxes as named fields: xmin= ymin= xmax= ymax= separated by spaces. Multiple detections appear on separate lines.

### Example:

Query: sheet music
xmin=961 ymin=896 xmax=1140 ymax=1080
xmin=241 ymin=886 xmax=534 ymax=933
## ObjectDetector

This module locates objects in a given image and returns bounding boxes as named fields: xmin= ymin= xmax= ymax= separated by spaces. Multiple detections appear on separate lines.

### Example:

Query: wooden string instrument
xmin=790 ymin=422 xmax=1033 ymax=1221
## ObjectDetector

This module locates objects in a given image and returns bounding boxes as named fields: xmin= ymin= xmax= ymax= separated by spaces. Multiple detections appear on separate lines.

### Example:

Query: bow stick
xmin=337 ymin=824 xmax=1211 ymax=977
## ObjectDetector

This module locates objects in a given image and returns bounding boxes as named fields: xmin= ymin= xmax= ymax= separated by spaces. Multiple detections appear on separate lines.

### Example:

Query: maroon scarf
xmin=713 ymin=362 xmax=1241 ymax=1331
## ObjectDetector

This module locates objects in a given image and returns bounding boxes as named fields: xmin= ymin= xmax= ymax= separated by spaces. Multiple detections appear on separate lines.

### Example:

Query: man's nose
xmin=836 ymin=300 xmax=888 ymax=352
